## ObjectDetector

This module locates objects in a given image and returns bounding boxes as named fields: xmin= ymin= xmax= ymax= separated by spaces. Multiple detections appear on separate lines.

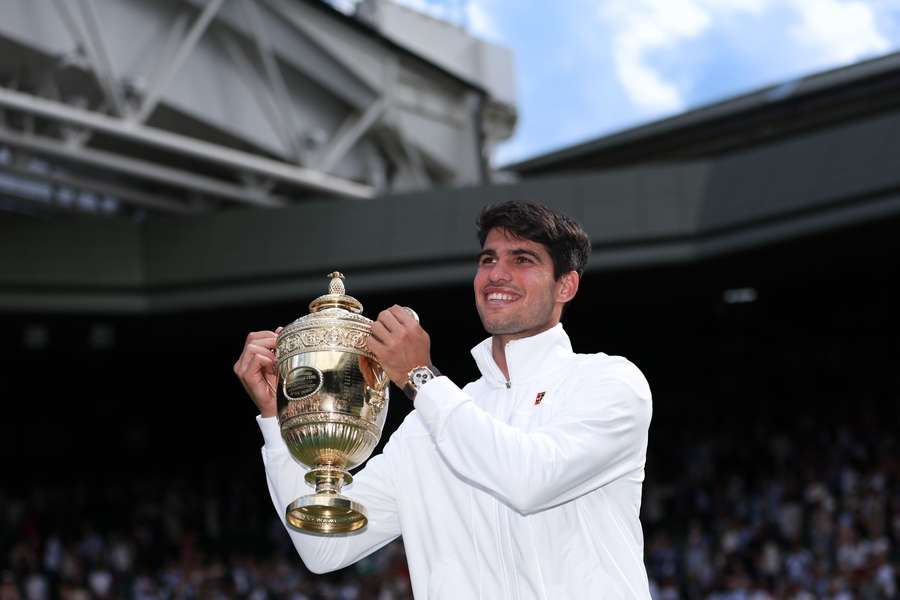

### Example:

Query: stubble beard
xmin=477 ymin=299 xmax=556 ymax=338
xmin=480 ymin=312 xmax=525 ymax=335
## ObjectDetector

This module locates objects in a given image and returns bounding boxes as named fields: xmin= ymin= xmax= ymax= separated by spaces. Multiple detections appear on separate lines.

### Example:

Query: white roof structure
xmin=0 ymin=0 xmax=517 ymax=218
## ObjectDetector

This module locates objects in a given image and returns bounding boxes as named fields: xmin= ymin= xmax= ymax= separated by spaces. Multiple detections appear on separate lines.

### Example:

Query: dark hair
xmin=476 ymin=201 xmax=591 ymax=279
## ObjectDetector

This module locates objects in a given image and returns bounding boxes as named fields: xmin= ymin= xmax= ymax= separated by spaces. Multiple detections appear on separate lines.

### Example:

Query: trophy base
xmin=286 ymin=494 xmax=368 ymax=534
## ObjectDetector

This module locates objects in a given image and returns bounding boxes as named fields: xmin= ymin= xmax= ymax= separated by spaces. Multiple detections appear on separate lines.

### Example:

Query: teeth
xmin=487 ymin=293 xmax=515 ymax=301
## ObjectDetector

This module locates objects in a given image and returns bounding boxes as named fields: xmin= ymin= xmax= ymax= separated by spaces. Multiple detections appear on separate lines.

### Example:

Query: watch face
xmin=410 ymin=367 xmax=434 ymax=389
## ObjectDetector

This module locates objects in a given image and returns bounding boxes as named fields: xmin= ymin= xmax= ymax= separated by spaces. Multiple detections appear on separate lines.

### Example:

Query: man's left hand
xmin=367 ymin=305 xmax=432 ymax=390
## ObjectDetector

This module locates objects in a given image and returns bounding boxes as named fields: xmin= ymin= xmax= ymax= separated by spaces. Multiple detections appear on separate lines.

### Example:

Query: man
xmin=234 ymin=201 xmax=653 ymax=598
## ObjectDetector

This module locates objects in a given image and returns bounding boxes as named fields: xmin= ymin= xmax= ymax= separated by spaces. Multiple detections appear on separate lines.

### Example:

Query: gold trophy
xmin=275 ymin=272 xmax=391 ymax=534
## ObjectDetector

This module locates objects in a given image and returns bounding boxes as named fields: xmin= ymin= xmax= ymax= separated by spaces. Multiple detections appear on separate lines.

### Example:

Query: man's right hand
xmin=234 ymin=328 xmax=282 ymax=418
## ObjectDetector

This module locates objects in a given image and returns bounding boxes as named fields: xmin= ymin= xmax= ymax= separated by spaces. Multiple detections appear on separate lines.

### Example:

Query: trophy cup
xmin=275 ymin=272 xmax=390 ymax=534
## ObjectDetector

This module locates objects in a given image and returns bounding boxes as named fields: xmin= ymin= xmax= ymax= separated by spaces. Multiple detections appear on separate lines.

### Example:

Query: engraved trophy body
xmin=275 ymin=272 xmax=389 ymax=534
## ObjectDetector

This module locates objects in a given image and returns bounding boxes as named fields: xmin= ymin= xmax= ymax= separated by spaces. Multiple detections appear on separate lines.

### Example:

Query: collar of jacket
xmin=470 ymin=323 xmax=574 ymax=387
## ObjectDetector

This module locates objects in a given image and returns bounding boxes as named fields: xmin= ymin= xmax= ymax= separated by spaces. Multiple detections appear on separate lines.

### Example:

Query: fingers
xmin=246 ymin=343 xmax=277 ymax=367
xmin=373 ymin=305 xmax=418 ymax=337
xmin=369 ymin=320 xmax=389 ymax=345
xmin=234 ymin=350 xmax=276 ymax=401
xmin=390 ymin=305 xmax=418 ymax=326
xmin=366 ymin=334 xmax=385 ymax=358
xmin=235 ymin=329 xmax=284 ymax=417
xmin=234 ymin=330 xmax=279 ymax=375
xmin=244 ymin=354 xmax=276 ymax=384
xmin=245 ymin=330 xmax=278 ymax=348
xmin=233 ymin=347 xmax=276 ymax=386
xmin=377 ymin=307 xmax=404 ymax=333
xmin=367 ymin=306 xmax=426 ymax=354
xmin=370 ymin=306 xmax=403 ymax=346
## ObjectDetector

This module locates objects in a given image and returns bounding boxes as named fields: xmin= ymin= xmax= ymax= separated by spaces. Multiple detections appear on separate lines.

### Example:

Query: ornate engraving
xmin=277 ymin=321 xmax=375 ymax=366
xmin=281 ymin=412 xmax=381 ymax=439
xmin=346 ymin=330 xmax=366 ymax=349
xmin=300 ymin=329 xmax=324 ymax=347
xmin=323 ymin=328 xmax=342 ymax=346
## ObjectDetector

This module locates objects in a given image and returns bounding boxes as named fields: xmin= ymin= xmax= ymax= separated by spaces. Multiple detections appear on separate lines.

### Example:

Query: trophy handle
xmin=374 ymin=366 xmax=389 ymax=391
xmin=364 ymin=387 xmax=386 ymax=412
xmin=363 ymin=365 xmax=389 ymax=411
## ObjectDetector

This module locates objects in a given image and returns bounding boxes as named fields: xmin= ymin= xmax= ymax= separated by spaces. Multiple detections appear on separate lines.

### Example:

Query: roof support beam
xmin=0 ymin=86 xmax=374 ymax=199
xmin=133 ymin=0 xmax=227 ymax=124
xmin=217 ymin=31 xmax=296 ymax=157
xmin=0 ymin=127 xmax=284 ymax=207
xmin=263 ymin=0 xmax=377 ymax=109
xmin=316 ymin=98 xmax=386 ymax=173
xmin=241 ymin=0 xmax=306 ymax=163
xmin=50 ymin=0 xmax=127 ymax=116
xmin=0 ymin=163 xmax=196 ymax=215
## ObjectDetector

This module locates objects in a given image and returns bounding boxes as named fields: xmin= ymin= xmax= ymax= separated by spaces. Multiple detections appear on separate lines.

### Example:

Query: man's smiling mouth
xmin=484 ymin=290 xmax=521 ymax=304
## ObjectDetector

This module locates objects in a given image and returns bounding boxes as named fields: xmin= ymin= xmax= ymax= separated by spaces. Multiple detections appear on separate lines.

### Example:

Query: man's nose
xmin=488 ymin=260 xmax=512 ymax=282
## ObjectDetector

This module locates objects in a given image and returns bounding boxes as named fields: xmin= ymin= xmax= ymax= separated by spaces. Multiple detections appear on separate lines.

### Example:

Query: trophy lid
xmin=308 ymin=272 xmax=363 ymax=314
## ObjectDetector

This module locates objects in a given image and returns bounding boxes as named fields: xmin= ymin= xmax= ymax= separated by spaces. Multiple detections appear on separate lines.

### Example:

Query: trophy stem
xmin=316 ymin=475 xmax=341 ymax=495
xmin=286 ymin=466 xmax=367 ymax=534
xmin=305 ymin=465 xmax=352 ymax=494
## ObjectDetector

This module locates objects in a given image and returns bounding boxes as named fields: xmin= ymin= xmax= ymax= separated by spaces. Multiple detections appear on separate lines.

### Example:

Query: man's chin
xmin=480 ymin=318 xmax=521 ymax=336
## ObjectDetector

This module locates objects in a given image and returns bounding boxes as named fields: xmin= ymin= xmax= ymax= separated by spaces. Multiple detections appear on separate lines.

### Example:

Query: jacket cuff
xmin=256 ymin=414 xmax=288 ymax=452
xmin=413 ymin=376 xmax=469 ymax=439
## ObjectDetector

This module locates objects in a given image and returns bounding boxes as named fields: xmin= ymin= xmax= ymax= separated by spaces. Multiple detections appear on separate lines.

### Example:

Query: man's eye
xmin=479 ymin=256 xmax=496 ymax=265
xmin=515 ymin=256 xmax=533 ymax=264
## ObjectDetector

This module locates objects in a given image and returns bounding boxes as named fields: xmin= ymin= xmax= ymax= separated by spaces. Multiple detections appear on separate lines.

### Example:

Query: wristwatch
xmin=403 ymin=365 xmax=441 ymax=400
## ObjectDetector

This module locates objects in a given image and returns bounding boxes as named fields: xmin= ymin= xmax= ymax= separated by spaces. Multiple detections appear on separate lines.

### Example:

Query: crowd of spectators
xmin=644 ymin=416 xmax=899 ymax=598
xmin=3 ymin=416 xmax=897 ymax=599
xmin=1 ymin=469 xmax=411 ymax=600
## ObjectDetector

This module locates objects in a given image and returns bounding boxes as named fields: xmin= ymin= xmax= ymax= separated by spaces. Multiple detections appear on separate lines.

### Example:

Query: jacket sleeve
xmin=412 ymin=363 xmax=652 ymax=515
xmin=258 ymin=415 xmax=402 ymax=574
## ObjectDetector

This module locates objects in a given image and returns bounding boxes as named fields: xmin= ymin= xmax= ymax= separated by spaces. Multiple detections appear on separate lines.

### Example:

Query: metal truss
xmin=0 ymin=0 xmax=385 ymax=216
xmin=0 ymin=0 xmax=498 ymax=217
xmin=0 ymin=86 xmax=373 ymax=198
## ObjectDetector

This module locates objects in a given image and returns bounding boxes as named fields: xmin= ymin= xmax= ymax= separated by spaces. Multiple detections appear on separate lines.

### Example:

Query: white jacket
xmin=258 ymin=324 xmax=653 ymax=599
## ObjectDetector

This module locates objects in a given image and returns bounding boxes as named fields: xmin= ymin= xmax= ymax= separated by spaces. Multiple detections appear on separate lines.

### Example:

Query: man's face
xmin=474 ymin=228 xmax=567 ymax=340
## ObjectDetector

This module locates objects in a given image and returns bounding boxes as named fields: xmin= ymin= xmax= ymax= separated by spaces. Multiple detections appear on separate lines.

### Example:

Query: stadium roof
xmin=7 ymin=44 xmax=900 ymax=313
xmin=505 ymin=50 xmax=900 ymax=176
xmin=307 ymin=0 xmax=488 ymax=95
xmin=0 ymin=0 xmax=499 ymax=218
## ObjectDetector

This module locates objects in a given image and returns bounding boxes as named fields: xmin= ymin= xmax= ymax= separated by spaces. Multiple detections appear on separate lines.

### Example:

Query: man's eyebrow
xmin=477 ymin=248 xmax=543 ymax=262
xmin=509 ymin=248 xmax=542 ymax=261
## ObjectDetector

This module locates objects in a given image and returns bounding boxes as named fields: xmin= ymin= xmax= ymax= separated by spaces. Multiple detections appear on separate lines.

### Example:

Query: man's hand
xmin=367 ymin=305 xmax=432 ymax=390
xmin=234 ymin=327 xmax=283 ymax=417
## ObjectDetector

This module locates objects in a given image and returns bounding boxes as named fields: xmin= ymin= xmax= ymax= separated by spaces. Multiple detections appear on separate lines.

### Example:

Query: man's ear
xmin=556 ymin=271 xmax=579 ymax=304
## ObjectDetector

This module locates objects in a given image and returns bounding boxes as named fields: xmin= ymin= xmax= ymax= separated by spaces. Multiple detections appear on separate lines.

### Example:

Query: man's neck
xmin=491 ymin=336 xmax=511 ymax=381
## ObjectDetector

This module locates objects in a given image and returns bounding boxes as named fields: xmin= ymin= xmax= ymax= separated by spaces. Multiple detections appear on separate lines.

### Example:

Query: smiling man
xmin=236 ymin=201 xmax=653 ymax=598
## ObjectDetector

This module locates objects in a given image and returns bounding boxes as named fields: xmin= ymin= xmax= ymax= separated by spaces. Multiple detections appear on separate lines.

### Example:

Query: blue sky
xmin=387 ymin=0 xmax=900 ymax=166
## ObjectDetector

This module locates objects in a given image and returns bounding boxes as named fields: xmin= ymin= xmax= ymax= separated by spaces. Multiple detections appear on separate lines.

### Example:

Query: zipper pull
xmin=505 ymin=379 xmax=511 ymax=389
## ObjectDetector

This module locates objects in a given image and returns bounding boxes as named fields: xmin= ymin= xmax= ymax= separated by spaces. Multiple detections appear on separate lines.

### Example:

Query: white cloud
xmin=599 ymin=0 xmax=891 ymax=115
xmin=466 ymin=1 xmax=503 ymax=43
xmin=600 ymin=0 xmax=729 ymax=113
xmin=389 ymin=0 xmax=462 ymax=24
xmin=709 ymin=0 xmax=769 ymax=14
xmin=788 ymin=0 xmax=889 ymax=64
xmin=605 ymin=0 xmax=712 ymax=112
xmin=388 ymin=0 xmax=503 ymax=43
